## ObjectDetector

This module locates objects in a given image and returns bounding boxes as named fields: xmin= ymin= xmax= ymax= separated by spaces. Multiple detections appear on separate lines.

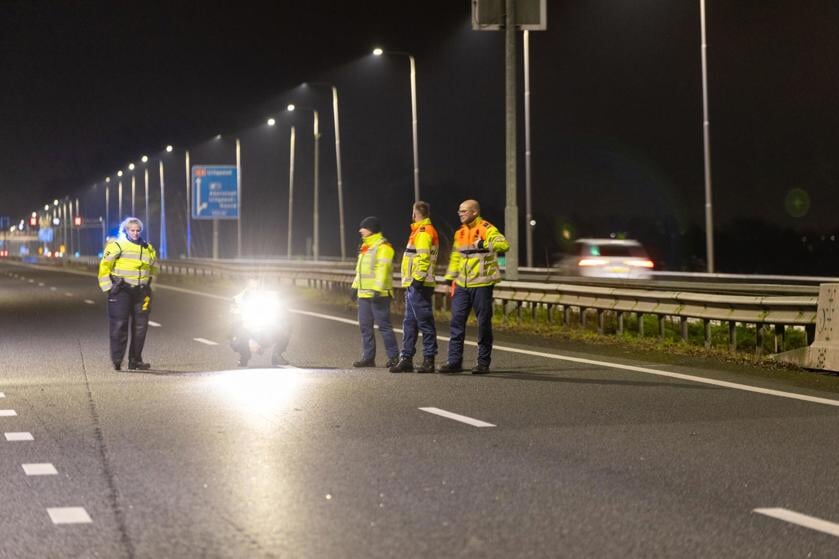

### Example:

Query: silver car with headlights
xmin=553 ymin=238 xmax=654 ymax=279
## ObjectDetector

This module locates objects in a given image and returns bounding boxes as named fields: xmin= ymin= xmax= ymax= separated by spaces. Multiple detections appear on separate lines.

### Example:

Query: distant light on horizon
xmin=267 ymin=117 xmax=276 ymax=126
xmin=128 ymin=163 xmax=135 ymax=170
xmin=53 ymin=199 xmax=59 ymax=206
xmin=117 ymin=170 xmax=123 ymax=177
xmin=215 ymin=134 xmax=222 ymax=140
xmin=286 ymin=104 xmax=295 ymax=112
xmin=141 ymin=155 xmax=148 ymax=163
xmin=372 ymin=48 xmax=383 ymax=56
xmin=105 ymin=177 xmax=111 ymax=183
xmin=165 ymin=145 xmax=173 ymax=152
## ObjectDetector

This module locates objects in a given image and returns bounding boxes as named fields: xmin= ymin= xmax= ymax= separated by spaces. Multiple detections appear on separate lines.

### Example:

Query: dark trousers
xmin=107 ymin=285 xmax=151 ymax=365
xmin=230 ymin=324 xmax=291 ymax=361
xmin=358 ymin=296 xmax=399 ymax=362
xmin=400 ymin=285 xmax=437 ymax=359
xmin=447 ymin=285 xmax=494 ymax=366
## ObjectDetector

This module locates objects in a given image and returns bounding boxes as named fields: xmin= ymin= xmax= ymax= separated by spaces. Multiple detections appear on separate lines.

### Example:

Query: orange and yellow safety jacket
xmin=444 ymin=217 xmax=509 ymax=288
xmin=351 ymin=232 xmax=395 ymax=298
xmin=400 ymin=218 xmax=439 ymax=287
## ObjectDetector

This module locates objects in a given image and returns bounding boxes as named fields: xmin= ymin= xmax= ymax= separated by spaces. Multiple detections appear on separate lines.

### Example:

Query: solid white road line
xmin=419 ymin=407 xmax=496 ymax=428
xmin=0 ymin=392 xmax=5 ymax=398
xmin=148 ymin=321 xmax=162 ymax=327
xmin=83 ymin=299 xmax=95 ymax=305
xmin=193 ymin=338 xmax=219 ymax=346
xmin=488 ymin=343 xmax=839 ymax=408
xmin=0 ymin=410 xmax=17 ymax=416
xmin=47 ymin=507 xmax=92 ymax=525
xmin=22 ymin=463 xmax=58 ymax=476
xmin=5 ymin=432 xmax=33 ymax=441
xmin=50 ymin=286 xmax=56 ymax=291
xmin=754 ymin=508 xmax=839 ymax=538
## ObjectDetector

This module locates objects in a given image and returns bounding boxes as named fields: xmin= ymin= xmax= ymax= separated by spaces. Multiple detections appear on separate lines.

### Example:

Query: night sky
xmin=1 ymin=1 xmax=837 ymax=271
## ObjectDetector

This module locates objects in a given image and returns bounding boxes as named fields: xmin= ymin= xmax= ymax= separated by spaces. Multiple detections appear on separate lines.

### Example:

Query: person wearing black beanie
xmin=350 ymin=216 xmax=399 ymax=368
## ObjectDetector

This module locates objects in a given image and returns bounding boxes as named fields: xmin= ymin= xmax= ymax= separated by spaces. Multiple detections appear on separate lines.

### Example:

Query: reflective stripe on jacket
xmin=400 ymin=218 xmax=439 ymax=287
xmin=444 ymin=217 xmax=509 ymax=288
xmin=98 ymin=239 xmax=159 ymax=292
xmin=351 ymin=232 xmax=394 ymax=298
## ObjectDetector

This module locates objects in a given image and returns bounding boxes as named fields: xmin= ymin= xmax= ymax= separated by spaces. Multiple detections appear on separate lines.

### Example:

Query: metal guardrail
xmin=43 ymin=255 xmax=817 ymax=356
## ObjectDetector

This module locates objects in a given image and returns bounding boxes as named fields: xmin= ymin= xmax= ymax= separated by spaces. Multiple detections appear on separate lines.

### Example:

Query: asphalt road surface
xmin=2 ymin=261 xmax=839 ymax=558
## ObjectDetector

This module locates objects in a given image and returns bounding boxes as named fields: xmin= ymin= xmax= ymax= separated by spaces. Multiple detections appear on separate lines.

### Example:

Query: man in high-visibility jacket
xmin=350 ymin=216 xmax=399 ymax=368
xmin=390 ymin=201 xmax=439 ymax=374
xmin=98 ymin=217 xmax=159 ymax=371
xmin=440 ymin=199 xmax=509 ymax=374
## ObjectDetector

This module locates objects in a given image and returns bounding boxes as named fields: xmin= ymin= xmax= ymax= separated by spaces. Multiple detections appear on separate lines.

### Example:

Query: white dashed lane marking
xmin=50 ymin=286 xmax=57 ymax=291
xmin=148 ymin=321 xmax=162 ymax=327
xmin=38 ymin=282 xmax=44 ymax=287
xmin=193 ymin=338 xmax=218 ymax=346
xmin=22 ymin=463 xmax=58 ymax=476
xmin=754 ymin=508 xmax=839 ymax=538
xmin=0 ymin=392 xmax=5 ymax=398
xmin=47 ymin=507 xmax=92 ymax=525
xmin=27 ymin=279 xmax=34 ymax=283
xmin=64 ymin=292 xmax=73 ymax=297
xmin=0 ymin=409 xmax=17 ymax=417
xmin=5 ymin=432 xmax=33 ymax=441
xmin=83 ymin=299 xmax=95 ymax=305
xmin=419 ymin=407 xmax=496 ymax=428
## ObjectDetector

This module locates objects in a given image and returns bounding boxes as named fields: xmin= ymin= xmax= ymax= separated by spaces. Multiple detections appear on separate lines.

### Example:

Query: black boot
xmin=438 ymin=361 xmax=463 ymax=374
xmin=353 ymin=358 xmax=376 ymax=367
xmin=112 ymin=361 xmax=122 ymax=371
xmin=128 ymin=361 xmax=151 ymax=370
xmin=389 ymin=357 xmax=414 ymax=373
xmin=416 ymin=357 xmax=435 ymax=374
xmin=384 ymin=356 xmax=400 ymax=369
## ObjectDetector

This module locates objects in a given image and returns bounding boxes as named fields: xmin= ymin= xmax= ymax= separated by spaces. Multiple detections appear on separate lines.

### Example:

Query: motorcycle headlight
xmin=239 ymin=291 xmax=284 ymax=331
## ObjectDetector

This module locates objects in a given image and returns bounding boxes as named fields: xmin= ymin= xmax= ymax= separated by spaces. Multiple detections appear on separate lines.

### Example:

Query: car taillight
xmin=626 ymin=259 xmax=654 ymax=268
xmin=578 ymin=258 xmax=609 ymax=267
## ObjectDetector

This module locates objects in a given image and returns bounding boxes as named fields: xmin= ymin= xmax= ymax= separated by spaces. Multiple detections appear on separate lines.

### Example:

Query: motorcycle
xmin=230 ymin=287 xmax=291 ymax=367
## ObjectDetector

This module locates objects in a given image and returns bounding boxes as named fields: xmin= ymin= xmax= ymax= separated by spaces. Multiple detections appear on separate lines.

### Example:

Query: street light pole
xmin=142 ymin=156 xmax=150 ymax=234
xmin=117 ymin=171 xmax=124 ymax=223
xmin=373 ymin=48 xmax=420 ymax=202
xmin=504 ymin=0 xmax=520 ymax=280
xmin=287 ymin=125 xmax=296 ymax=259
xmin=105 ymin=178 xmax=110 ymax=237
xmin=307 ymin=82 xmax=347 ymax=261
xmin=130 ymin=163 xmax=136 ymax=216
xmin=236 ymin=138 xmax=243 ymax=258
xmin=524 ymin=29 xmax=533 ymax=268
xmin=287 ymin=105 xmax=319 ymax=260
xmin=185 ymin=150 xmax=191 ymax=258
xmin=699 ymin=0 xmax=715 ymax=273
xmin=159 ymin=159 xmax=168 ymax=259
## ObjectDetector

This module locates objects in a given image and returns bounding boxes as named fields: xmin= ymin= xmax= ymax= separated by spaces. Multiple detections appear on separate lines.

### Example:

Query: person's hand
xmin=349 ymin=289 xmax=358 ymax=302
xmin=449 ymin=281 xmax=456 ymax=297
xmin=475 ymin=239 xmax=486 ymax=250
xmin=410 ymin=279 xmax=423 ymax=290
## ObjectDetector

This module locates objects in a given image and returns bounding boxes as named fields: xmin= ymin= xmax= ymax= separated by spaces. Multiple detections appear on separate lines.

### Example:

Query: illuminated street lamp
xmin=303 ymin=81 xmax=347 ymax=261
xmin=267 ymin=117 xmax=276 ymax=126
xmin=372 ymin=47 xmax=420 ymax=203
xmin=287 ymin=104 xmax=321 ymax=260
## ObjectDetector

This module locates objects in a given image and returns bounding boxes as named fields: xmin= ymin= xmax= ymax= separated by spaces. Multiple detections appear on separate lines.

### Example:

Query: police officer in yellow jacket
xmin=350 ymin=216 xmax=399 ymax=368
xmin=390 ymin=201 xmax=439 ymax=373
xmin=440 ymin=199 xmax=509 ymax=374
xmin=98 ymin=217 xmax=159 ymax=371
